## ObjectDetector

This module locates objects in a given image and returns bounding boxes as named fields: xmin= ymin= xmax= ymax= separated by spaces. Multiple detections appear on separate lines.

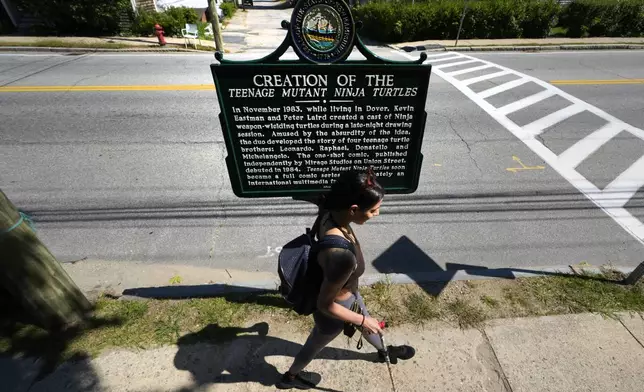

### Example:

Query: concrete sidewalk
xmin=0 ymin=35 xmax=240 ymax=53
xmin=2 ymin=312 xmax=643 ymax=391
xmin=61 ymin=260 xmax=635 ymax=302
xmin=392 ymin=37 xmax=644 ymax=52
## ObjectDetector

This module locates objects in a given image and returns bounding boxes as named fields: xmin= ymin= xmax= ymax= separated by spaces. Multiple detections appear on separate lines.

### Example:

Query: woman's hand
xmin=359 ymin=316 xmax=383 ymax=335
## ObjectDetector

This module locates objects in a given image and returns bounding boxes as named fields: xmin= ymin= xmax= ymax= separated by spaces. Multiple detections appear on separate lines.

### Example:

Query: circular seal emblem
xmin=290 ymin=0 xmax=355 ymax=64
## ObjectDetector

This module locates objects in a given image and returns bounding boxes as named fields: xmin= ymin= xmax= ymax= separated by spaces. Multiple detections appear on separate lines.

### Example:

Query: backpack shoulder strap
xmin=306 ymin=214 xmax=323 ymax=238
xmin=317 ymin=235 xmax=356 ymax=254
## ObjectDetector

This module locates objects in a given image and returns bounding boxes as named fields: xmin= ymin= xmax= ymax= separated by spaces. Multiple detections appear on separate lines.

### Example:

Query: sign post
xmin=211 ymin=0 xmax=432 ymax=199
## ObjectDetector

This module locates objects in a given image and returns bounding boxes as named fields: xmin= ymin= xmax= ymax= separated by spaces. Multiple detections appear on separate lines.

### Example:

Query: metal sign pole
xmin=624 ymin=261 xmax=644 ymax=285
xmin=455 ymin=0 xmax=469 ymax=47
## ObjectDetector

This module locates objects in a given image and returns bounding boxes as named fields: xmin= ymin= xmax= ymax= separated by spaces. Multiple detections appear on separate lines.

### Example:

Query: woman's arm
xmin=316 ymin=248 xmax=364 ymax=326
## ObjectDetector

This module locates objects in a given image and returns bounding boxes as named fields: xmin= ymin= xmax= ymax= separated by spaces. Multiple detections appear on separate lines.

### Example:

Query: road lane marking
xmin=435 ymin=59 xmax=479 ymax=70
xmin=396 ymin=50 xmax=644 ymax=244
xmin=461 ymin=70 xmax=511 ymax=85
xmin=601 ymin=155 xmax=644 ymax=208
xmin=0 ymin=84 xmax=215 ymax=92
xmin=497 ymin=89 xmax=556 ymax=115
xmin=478 ymin=78 xmax=530 ymax=99
xmin=427 ymin=55 xmax=465 ymax=63
xmin=522 ymin=103 xmax=585 ymax=136
xmin=557 ymin=123 xmax=624 ymax=169
xmin=425 ymin=52 xmax=459 ymax=59
xmin=506 ymin=156 xmax=546 ymax=173
xmin=550 ymin=79 xmax=644 ymax=85
xmin=447 ymin=64 xmax=494 ymax=76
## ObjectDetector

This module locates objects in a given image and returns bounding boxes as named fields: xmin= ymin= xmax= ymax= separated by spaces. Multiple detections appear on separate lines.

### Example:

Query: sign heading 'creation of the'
xmin=210 ymin=0 xmax=432 ymax=198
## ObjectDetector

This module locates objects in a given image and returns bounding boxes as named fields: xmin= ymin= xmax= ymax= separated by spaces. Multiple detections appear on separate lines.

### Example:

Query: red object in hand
xmin=379 ymin=321 xmax=386 ymax=329
xmin=154 ymin=24 xmax=166 ymax=46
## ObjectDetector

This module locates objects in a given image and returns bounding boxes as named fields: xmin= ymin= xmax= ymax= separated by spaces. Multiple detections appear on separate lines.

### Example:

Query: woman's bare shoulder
xmin=317 ymin=240 xmax=356 ymax=282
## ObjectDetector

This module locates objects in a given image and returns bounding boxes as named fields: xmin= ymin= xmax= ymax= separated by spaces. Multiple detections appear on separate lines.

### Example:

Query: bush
xmin=560 ymin=0 xmax=644 ymax=37
xmin=522 ymin=0 xmax=560 ymax=38
xmin=131 ymin=6 xmax=198 ymax=37
xmin=468 ymin=0 xmax=525 ymax=39
xmin=354 ymin=0 xmax=561 ymax=42
xmin=0 ymin=4 xmax=16 ymax=34
xmin=220 ymin=1 xmax=237 ymax=19
xmin=14 ymin=0 xmax=132 ymax=36
xmin=197 ymin=21 xmax=213 ymax=40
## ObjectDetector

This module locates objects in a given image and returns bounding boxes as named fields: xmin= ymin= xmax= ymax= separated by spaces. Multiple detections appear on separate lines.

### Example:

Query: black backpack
xmin=277 ymin=217 xmax=355 ymax=315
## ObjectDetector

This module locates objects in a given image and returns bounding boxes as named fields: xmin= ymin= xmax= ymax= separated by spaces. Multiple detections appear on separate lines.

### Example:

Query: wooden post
xmin=624 ymin=261 xmax=644 ymax=285
xmin=209 ymin=0 xmax=225 ymax=52
xmin=0 ymin=190 xmax=91 ymax=331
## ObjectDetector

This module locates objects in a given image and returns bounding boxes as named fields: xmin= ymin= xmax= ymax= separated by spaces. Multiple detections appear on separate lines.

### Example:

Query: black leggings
xmin=288 ymin=291 xmax=384 ymax=374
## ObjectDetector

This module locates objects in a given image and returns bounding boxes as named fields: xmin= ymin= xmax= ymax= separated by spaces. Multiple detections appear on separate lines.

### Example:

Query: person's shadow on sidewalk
xmin=173 ymin=322 xmax=374 ymax=391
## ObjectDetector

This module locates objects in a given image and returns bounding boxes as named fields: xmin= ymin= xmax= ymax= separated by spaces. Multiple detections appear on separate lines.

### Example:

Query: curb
xmin=393 ymin=43 xmax=644 ymax=53
xmin=0 ymin=46 xmax=214 ymax=54
xmin=118 ymin=264 xmax=637 ymax=300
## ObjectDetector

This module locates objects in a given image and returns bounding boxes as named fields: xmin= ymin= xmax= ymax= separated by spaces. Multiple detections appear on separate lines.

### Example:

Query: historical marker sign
xmin=211 ymin=0 xmax=432 ymax=198
xmin=291 ymin=0 xmax=355 ymax=64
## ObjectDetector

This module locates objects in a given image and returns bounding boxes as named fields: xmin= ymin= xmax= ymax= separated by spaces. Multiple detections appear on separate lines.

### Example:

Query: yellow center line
xmin=550 ymin=79 xmax=644 ymax=85
xmin=0 ymin=84 xmax=216 ymax=92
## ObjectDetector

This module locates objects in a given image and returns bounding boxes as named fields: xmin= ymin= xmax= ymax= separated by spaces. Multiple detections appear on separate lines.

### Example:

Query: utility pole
xmin=0 ymin=190 xmax=91 ymax=330
xmin=209 ymin=0 xmax=225 ymax=52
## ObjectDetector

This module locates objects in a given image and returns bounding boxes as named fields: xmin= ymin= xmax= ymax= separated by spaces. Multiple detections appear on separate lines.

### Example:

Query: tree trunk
xmin=0 ymin=190 xmax=91 ymax=331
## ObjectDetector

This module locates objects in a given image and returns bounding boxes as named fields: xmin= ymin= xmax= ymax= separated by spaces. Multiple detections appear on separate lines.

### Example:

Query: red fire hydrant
xmin=154 ymin=24 xmax=166 ymax=46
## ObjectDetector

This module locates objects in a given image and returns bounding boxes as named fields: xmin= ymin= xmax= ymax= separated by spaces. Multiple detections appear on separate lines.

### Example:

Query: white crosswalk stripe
xmin=435 ymin=59 xmax=479 ymax=70
xmin=557 ymin=123 xmax=624 ymax=169
xmin=602 ymin=156 xmax=644 ymax=208
xmin=478 ymin=78 xmax=530 ymax=99
xmin=446 ymin=64 xmax=495 ymax=76
xmin=424 ymin=52 xmax=458 ymax=59
xmin=427 ymin=55 xmax=467 ymax=63
xmin=461 ymin=70 xmax=512 ymax=85
xmin=523 ymin=104 xmax=586 ymax=136
xmin=497 ymin=90 xmax=556 ymax=115
xmin=394 ymin=50 xmax=644 ymax=245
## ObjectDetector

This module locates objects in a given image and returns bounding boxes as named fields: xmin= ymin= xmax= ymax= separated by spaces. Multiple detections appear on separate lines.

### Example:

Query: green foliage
xmin=197 ymin=21 xmax=212 ymax=40
xmin=220 ymin=1 xmax=238 ymax=19
xmin=522 ymin=0 xmax=560 ymax=38
xmin=355 ymin=0 xmax=644 ymax=42
xmin=14 ymin=0 xmax=132 ymax=35
xmin=0 ymin=5 xmax=16 ymax=34
xmin=131 ymin=6 xmax=199 ymax=37
xmin=560 ymin=0 xmax=644 ymax=38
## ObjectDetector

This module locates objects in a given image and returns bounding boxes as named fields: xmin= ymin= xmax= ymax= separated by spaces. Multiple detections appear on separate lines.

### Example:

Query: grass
xmin=2 ymin=269 xmax=644 ymax=366
xmin=0 ymin=291 xmax=290 ymax=362
xmin=481 ymin=295 xmax=499 ymax=308
xmin=403 ymin=292 xmax=441 ymax=324
xmin=549 ymin=26 xmax=568 ymax=38
xmin=445 ymin=299 xmax=487 ymax=329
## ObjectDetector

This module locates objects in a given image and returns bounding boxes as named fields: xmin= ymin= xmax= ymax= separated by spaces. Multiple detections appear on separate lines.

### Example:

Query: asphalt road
xmin=1 ymin=50 xmax=643 ymax=280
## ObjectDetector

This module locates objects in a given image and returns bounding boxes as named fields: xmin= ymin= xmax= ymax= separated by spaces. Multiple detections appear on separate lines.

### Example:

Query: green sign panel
xmin=211 ymin=0 xmax=432 ymax=198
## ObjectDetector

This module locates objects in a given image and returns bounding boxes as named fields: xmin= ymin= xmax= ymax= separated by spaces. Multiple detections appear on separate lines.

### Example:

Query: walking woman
xmin=277 ymin=168 xmax=416 ymax=389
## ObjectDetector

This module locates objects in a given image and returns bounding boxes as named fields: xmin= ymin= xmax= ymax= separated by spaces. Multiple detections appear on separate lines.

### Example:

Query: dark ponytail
xmin=317 ymin=168 xmax=384 ymax=214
